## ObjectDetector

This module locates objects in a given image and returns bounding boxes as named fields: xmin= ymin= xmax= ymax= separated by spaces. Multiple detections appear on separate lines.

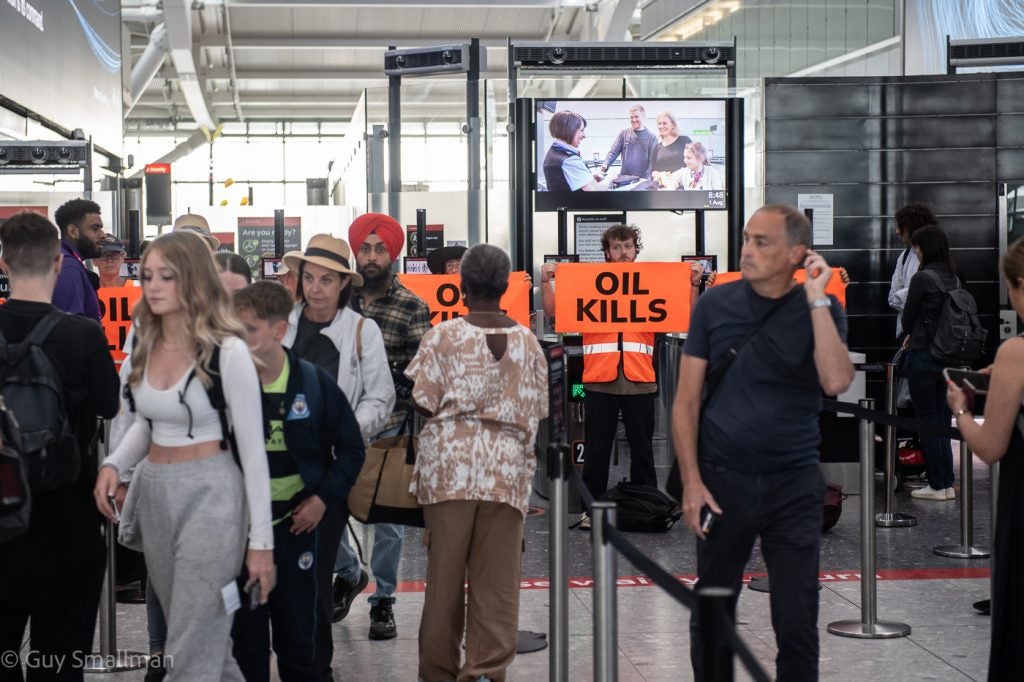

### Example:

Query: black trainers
xmin=331 ymin=569 xmax=369 ymax=623
xmin=368 ymin=600 xmax=397 ymax=640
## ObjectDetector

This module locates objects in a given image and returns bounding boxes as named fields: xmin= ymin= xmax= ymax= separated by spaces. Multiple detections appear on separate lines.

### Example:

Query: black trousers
xmin=689 ymin=463 xmax=824 ymax=682
xmin=0 ymin=535 xmax=105 ymax=682
xmin=581 ymin=391 xmax=657 ymax=498
xmin=310 ymin=503 xmax=348 ymax=678
xmin=233 ymin=521 xmax=328 ymax=682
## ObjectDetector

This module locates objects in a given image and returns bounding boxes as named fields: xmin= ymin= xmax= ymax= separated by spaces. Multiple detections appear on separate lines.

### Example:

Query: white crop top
xmin=104 ymin=336 xmax=274 ymax=550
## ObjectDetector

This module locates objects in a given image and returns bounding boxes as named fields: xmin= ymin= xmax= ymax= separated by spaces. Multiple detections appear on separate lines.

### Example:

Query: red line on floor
xmin=384 ymin=567 xmax=990 ymax=594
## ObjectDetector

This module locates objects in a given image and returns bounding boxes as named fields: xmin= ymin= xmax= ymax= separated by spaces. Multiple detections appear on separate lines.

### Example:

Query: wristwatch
xmin=809 ymin=297 xmax=831 ymax=309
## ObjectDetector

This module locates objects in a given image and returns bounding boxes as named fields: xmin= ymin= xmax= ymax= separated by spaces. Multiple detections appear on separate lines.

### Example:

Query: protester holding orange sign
xmin=540 ymin=223 xmax=670 ymax=529
xmin=397 ymin=272 xmax=531 ymax=327
xmin=97 ymin=285 xmax=143 ymax=365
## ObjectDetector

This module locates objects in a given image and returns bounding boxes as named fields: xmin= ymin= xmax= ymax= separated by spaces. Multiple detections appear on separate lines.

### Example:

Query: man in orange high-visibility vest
xmin=542 ymin=224 xmax=707 ymax=530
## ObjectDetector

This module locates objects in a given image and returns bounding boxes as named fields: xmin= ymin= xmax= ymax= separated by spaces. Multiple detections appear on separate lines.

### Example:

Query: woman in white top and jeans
xmin=94 ymin=232 xmax=274 ymax=681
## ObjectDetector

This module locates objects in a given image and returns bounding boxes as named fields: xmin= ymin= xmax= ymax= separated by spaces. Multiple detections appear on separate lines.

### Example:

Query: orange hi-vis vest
xmin=582 ymin=331 xmax=656 ymax=383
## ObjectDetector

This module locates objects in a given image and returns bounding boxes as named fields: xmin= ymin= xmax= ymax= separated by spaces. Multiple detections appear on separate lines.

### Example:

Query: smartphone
xmin=107 ymin=494 xmax=120 ymax=522
xmin=943 ymin=368 xmax=989 ymax=394
xmin=699 ymin=505 xmax=720 ymax=538
xmin=248 ymin=582 xmax=261 ymax=609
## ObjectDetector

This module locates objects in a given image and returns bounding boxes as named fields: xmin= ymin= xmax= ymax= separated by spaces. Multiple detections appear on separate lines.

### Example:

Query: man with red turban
xmin=348 ymin=213 xmax=406 ymax=263
xmin=331 ymin=213 xmax=432 ymax=641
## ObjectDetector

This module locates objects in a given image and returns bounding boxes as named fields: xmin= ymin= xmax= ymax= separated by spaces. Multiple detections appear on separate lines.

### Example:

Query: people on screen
xmin=649 ymin=112 xmax=692 ymax=177
xmin=597 ymin=104 xmax=657 ymax=181
xmin=541 ymin=110 xmax=611 ymax=192
xmin=658 ymin=142 xmax=725 ymax=191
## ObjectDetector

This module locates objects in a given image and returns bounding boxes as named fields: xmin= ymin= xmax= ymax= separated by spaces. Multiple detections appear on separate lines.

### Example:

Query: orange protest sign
xmin=552 ymin=262 xmax=692 ymax=333
xmin=97 ymin=286 xmax=143 ymax=364
xmin=709 ymin=270 xmax=847 ymax=307
xmin=397 ymin=272 xmax=532 ymax=327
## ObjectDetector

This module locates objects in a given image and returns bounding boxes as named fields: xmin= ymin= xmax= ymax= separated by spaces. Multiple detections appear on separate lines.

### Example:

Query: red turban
xmin=348 ymin=213 xmax=405 ymax=262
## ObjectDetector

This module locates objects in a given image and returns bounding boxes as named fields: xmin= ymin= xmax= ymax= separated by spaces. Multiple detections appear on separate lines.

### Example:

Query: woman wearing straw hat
xmin=281 ymin=233 xmax=395 ymax=674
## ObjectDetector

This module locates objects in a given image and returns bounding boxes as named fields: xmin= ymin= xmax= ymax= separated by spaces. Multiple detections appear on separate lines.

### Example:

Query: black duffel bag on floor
xmin=599 ymin=482 xmax=682 ymax=533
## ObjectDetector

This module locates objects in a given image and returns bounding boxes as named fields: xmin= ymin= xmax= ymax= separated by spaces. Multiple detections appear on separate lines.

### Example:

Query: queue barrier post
xmin=934 ymin=436 xmax=990 ymax=559
xmin=547 ymin=443 xmax=570 ymax=682
xmin=876 ymin=362 xmax=916 ymax=528
xmin=698 ymin=587 xmax=736 ymax=682
xmin=591 ymin=501 xmax=618 ymax=682
xmin=828 ymin=399 xmax=912 ymax=639
xmin=85 ymin=419 xmax=147 ymax=673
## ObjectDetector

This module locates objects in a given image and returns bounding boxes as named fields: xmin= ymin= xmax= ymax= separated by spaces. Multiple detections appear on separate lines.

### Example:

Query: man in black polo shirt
xmin=672 ymin=204 xmax=853 ymax=681
xmin=0 ymin=212 xmax=119 ymax=680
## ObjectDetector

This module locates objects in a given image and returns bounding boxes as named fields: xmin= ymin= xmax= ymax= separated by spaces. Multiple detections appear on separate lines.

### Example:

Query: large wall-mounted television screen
xmin=535 ymin=98 xmax=729 ymax=212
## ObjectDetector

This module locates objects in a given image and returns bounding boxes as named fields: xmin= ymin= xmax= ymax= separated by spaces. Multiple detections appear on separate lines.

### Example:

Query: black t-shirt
xmin=0 ymin=300 xmax=120 ymax=599
xmin=684 ymin=280 xmax=848 ymax=473
xmin=293 ymin=312 xmax=340 ymax=379
xmin=650 ymin=136 xmax=692 ymax=173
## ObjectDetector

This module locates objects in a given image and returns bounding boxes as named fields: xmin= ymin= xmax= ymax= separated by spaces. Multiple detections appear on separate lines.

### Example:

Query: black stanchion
xmin=876 ymin=362 xmax=916 ymax=528
xmin=547 ymin=443 xmax=570 ymax=682
xmin=698 ymin=587 xmax=735 ymax=682
xmin=828 ymin=399 xmax=911 ymax=639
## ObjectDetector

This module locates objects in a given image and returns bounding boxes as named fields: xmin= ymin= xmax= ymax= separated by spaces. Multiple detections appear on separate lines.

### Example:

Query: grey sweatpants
xmin=133 ymin=453 xmax=248 ymax=681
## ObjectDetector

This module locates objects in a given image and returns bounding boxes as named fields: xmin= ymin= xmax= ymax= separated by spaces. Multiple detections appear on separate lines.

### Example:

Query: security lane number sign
xmin=553 ymin=262 xmax=693 ymax=334
xmin=397 ymin=272 xmax=532 ymax=327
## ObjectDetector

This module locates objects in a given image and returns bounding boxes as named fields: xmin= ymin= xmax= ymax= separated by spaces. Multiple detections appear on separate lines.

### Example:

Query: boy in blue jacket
xmin=231 ymin=281 xmax=365 ymax=682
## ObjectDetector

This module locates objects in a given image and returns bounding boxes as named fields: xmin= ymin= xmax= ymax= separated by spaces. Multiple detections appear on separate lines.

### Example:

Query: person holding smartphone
xmin=94 ymin=232 xmax=275 ymax=681
xmin=946 ymin=236 xmax=1024 ymax=679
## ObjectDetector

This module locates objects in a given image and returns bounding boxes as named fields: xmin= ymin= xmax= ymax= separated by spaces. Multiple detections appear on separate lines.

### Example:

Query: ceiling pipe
xmin=163 ymin=0 xmax=219 ymax=133
xmin=127 ymin=22 xmax=171 ymax=113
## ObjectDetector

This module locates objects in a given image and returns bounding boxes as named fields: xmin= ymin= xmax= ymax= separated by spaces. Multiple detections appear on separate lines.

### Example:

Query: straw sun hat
xmin=282 ymin=234 xmax=364 ymax=287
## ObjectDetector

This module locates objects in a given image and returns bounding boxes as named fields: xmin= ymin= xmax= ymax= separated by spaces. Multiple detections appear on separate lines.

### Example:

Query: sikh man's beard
xmin=359 ymin=265 xmax=392 ymax=290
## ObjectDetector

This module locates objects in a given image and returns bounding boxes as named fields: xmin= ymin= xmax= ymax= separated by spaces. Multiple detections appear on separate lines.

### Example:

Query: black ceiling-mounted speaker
xmin=512 ymin=41 xmax=736 ymax=70
xmin=385 ymin=44 xmax=481 ymax=76
xmin=0 ymin=140 xmax=89 ymax=173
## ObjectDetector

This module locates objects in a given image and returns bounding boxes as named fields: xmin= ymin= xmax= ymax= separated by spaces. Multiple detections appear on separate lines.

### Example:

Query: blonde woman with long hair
xmin=649 ymin=111 xmax=692 ymax=177
xmin=94 ymin=232 xmax=274 ymax=681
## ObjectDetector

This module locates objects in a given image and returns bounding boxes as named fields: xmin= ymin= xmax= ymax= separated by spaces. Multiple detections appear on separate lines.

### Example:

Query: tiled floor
xmin=80 ymin=431 xmax=999 ymax=681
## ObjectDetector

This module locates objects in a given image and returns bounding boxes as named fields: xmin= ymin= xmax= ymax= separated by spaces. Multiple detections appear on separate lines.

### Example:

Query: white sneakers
xmin=911 ymin=485 xmax=956 ymax=501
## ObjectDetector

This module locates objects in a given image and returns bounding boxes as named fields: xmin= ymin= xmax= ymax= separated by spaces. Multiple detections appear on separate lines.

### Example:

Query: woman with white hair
xmin=408 ymin=244 xmax=548 ymax=682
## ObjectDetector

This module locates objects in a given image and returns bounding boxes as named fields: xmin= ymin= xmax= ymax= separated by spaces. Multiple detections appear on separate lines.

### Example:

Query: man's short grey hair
xmin=460 ymin=243 xmax=510 ymax=301
xmin=628 ymin=104 xmax=645 ymax=116
xmin=759 ymin=204 xmax=811 ymax=248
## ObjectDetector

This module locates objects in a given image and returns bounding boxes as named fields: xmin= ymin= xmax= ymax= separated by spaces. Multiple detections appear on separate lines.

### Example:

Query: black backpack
xmin=0 ymin=311 xmax=79 ymax=491
xmin=922 ymin=270 xmax=987 ymax=367
xmin=599 ymin=482 xmax=682 ymax=533
xmin=0 ymin=395 xmax=31 ymax=545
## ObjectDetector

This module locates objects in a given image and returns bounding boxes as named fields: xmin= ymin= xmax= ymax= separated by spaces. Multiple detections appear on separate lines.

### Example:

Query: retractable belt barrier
xmin=546 ymin=444 xmax=771 ymax=682
xmin=546 ymin=364 xmax=989 ymax=678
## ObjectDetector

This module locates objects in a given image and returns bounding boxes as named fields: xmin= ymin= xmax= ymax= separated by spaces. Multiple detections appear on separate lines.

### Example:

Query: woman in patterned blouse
xmin=406 ymin=244 xmax=549 ymax=682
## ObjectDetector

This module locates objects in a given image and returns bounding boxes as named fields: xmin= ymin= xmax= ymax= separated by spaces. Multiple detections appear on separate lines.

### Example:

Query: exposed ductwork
xmin=162 ymin=0 xmax=218 ymax=132
xmin=128 ymin=22 xmax=171 ymax=113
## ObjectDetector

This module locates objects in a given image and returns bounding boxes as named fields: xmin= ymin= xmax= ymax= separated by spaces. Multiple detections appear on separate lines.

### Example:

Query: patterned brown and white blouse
xmin=405 ymin=317 xmax=549 ymax=517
